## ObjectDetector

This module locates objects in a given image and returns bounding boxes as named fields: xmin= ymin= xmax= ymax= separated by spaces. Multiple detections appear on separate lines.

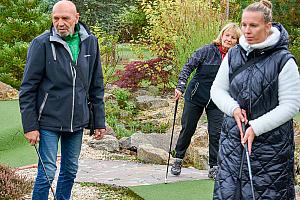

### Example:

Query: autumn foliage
xmin=114 ymin=57 xmax=173 ymax=90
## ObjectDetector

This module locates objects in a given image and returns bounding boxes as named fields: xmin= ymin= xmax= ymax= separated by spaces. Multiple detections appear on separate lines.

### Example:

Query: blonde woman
xmin=211 ymin=0 xmax=300 ymax=199
xmin=171 ymin=23 xmax=241 ymax=178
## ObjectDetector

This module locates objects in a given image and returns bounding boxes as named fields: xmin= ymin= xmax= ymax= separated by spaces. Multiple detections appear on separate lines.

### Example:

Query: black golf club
xmin=165 ymin=99 xmax=179 ymax=184
xmin=242 ymin=123 xmax=255 ymax=200
xmin=34 ymin=144 xmax=57 ymax=200
xmin=235 ymin=141 xmax=246 ymax=199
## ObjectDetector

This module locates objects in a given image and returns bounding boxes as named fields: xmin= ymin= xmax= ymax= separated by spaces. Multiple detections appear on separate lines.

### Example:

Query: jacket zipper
xmin=205 ymin=98 xmax=211 ymax=108
xmin=249 ymin=67 xmax=253 ymax=119
xmin=190 ymin=82 xmax=199 ymax=100
xmin=70 ymin=63 xmax=76 ymax=132
xmin=38 ymin=93 xmax=48 ymax=121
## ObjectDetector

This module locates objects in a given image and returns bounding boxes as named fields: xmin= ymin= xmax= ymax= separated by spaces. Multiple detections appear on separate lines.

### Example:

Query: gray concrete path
xmin=76 ymin=159 xmax=209 ymax=187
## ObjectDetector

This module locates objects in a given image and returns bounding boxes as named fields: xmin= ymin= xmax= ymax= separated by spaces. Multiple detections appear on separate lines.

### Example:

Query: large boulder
xmin=185 ymin=125 xmax=209 ymax=169
xmin=119 ymin=131 xmax=179 ymax=152
xmin=137 ymin=144 xmax=170 ymax=164
xmin=135 ymin=95 xmax=169 ymax=111
xmin=88 ymin=135 xmax=119 ymax=152
xmin=0 ymin=81 xmax=18 ymax=100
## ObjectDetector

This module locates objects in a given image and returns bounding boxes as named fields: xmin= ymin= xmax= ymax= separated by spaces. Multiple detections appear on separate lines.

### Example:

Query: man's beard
xmin=55 ymin=27 xmax=73 ymax=38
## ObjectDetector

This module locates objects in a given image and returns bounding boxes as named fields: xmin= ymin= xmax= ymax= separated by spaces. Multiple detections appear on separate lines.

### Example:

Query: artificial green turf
xmin=0 ymin=100 xmax=37 ymax=167
xmin=129 ymin=180 xmax=214 ymax=200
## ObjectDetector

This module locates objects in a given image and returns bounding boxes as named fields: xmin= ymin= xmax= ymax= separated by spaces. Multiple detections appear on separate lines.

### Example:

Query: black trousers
xmin=175 ymin=100 xmax=223 ymax=167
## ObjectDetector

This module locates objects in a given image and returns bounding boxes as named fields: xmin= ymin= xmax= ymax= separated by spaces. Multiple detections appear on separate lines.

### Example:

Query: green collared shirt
xmin=64 ymin=24 xmax=80 ymax=63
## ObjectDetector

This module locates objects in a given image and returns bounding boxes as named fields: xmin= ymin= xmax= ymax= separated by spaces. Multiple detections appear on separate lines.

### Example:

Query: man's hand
xmin=24 ymin=130 xmax=40 ymax=145
xmin=94 ymin=128 xmax=106 ymax=140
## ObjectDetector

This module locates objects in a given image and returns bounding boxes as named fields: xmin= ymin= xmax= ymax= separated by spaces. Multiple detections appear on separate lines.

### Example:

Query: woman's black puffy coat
xmin=213 ymin=23 xmax=295 ymax=200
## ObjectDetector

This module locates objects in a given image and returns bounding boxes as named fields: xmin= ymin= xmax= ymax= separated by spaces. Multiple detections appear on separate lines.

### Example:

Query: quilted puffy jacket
xmin=213 ymin=23 xmax=295 ymax=199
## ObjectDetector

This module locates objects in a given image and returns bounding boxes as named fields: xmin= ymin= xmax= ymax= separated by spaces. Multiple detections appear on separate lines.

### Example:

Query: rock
xmin=132 ymin=89 xmax=150 ymax=97
xmin=125 ymin=131 xmax=179 ymax=152
xmin=185 ymin=147 xmax=209 ymax=170
xmin=148 ymin=85 xmax=160 ymax=96
xmin=152 ymin=111 xmax=167 ymax=119
xmin=137 ymin=144 xmax=170 ymax=164
xmin=88 ymin=135 xmax=119 ymax=152
xmin=119 ymin=137 xmax=131 ymax=149
xmin=0 ymin=81 xmax=18 ymax=100
xmin=185 ymin=124 xmax=209 ymax=169
xmin=135 ymin=95 xmax=169 ymax=111
xmin=188 ymin=127 xmax=209 ymax=149
xmin=105 ymin=125 xmax=116 ymax=137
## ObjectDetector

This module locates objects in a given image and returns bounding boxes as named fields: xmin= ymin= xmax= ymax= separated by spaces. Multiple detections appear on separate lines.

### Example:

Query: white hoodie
xmin=210 ymin=27 xmax=300 ymax=136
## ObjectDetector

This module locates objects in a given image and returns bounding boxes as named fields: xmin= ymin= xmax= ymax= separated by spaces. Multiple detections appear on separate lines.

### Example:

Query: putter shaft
xmin=34 ymin=144 xmax=57 ymax=200
xmin=242 ymin=123 xmax=255 ymax=200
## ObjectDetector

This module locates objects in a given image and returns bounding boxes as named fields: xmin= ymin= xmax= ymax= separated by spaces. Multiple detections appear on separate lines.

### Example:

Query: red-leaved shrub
xmin=114 ymin=57 xmax=173 ymax=90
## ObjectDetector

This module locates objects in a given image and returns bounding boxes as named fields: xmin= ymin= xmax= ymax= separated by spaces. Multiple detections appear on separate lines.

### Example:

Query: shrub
xmin=289 ymin=28 xmax=300 ymax=64
xmin=114 ymin=57 xmax=173 ymax=91
xmin=0 ymin=42 xmax=29 ymax=88
xmin=139 ymin=0 xmax=222 ymax=88
xmin=112 ymin=88 xmax=132 ymax=109
xmin=117 ymin=5 xmax=148 ymax=42
xmin=0 ymin=0 xmax=50 ymax=47
xmin=0 ymin=164 xmax=33 ymax=200
xmin=71 ymin=0 xmax=136 ymax=33
xmin=0 ymin=0 xmax=51 ymax=89
xmin=91 ymin=26 xmax=120 ymax=85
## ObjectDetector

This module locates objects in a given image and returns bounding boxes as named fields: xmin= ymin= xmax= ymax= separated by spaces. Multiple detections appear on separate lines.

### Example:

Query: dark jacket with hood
xmin=177 ymin=43 xmax=222 ymax=107
xmin=19 ymin=22 xmax=105 ymax=133
xmin=213 ymin=23 xmax=295 ymax=199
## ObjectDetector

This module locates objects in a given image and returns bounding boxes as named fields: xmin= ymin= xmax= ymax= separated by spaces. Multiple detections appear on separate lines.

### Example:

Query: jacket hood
xmin=239 ymin=22 xmax=290 ymax=55
xmin=272 ymin=22 xmax=289 ymax=50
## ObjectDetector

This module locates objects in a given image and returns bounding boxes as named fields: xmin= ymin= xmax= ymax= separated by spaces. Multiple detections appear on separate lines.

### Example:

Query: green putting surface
xmin=0 ymin=100 xmax=38 ymax=167
xmin=129 ymin=179 xmax=215 ymax=200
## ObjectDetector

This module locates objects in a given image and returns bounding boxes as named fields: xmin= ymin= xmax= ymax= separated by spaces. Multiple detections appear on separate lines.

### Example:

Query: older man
xmin=19 ymin=1 xmax=106 ymax=199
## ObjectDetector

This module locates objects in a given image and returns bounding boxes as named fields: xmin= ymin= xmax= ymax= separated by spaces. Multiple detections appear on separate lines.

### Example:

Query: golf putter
xmin=165 ymin=99 xmax=179 ymax=184
xmin=34 ymin=144 xmax=57 ymax=200
xmin=242 ymin=123 xmax=255 ymax=200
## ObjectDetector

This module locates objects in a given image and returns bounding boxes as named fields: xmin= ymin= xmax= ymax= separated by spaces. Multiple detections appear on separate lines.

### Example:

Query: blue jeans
xmin=32 ymin=129 xmax=83 ymax=200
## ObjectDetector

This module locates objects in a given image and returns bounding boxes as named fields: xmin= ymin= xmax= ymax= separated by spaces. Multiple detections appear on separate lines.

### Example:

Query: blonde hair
xmin=213 ymin=23 xmax=242 ymax=45
xmin=244 ymin=0 xmax=273 ymax=22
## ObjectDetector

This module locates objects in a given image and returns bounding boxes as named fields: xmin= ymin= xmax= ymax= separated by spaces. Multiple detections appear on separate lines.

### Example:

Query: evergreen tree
xmin=0 ymin=0 xmax=51 ymax=88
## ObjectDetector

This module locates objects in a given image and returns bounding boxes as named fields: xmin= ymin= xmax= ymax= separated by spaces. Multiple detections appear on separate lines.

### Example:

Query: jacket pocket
xmin=38 ymin=93 xmax=48 ymax=121
xmin=190 ymin=82 xmax=199 ymax=100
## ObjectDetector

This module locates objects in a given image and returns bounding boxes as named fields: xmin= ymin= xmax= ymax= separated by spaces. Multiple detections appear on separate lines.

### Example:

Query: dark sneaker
xmin=171 ymin=158 xmax=183 ymax=176
xmin=208 ymin=166 xmax=218 ymax=180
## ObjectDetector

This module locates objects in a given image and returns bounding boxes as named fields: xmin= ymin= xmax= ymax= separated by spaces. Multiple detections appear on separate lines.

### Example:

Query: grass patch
xmin=0 ymin=100 xmax=37 ymax=167
xmin=80 ymin=182 xmax=143 ymax=200
xmin=118 ymin=43 xmax=155 ymax=64
xmin=129 ymin=180 xmax=214 ymax=200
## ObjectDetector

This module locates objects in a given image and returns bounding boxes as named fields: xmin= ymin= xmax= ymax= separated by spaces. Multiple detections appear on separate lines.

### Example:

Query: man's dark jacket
xmin=213 ymin=23 xmax=295 ymax=200
xmin=19 ymin=22 xmax=105 ymax=133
